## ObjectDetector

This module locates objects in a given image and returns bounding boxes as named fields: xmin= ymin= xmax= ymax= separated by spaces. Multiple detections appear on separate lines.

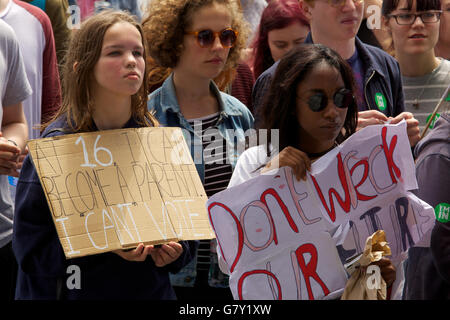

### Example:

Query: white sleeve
xmin=228 ymin=146 xmax=267 ymax=188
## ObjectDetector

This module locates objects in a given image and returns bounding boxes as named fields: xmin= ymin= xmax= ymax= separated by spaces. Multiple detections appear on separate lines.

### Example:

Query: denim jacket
xmin=148 ymin=73 xmax=254 ymax=287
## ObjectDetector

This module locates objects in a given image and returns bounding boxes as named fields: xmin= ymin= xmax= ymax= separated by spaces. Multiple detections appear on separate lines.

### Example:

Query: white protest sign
xmin=207 ymin=121 xmax=435 ymax=300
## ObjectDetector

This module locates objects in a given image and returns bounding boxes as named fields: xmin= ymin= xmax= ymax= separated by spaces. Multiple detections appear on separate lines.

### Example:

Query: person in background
xmin=0 ymin=18 xmax=30 ymax=302
xmin=0 ymin=0 xmax=61 ymax=139
xmin=143 ymin=0 xmax=253 ymax=301
xmin=435 ymin=0 xmax=450 ymax=59
xmin=249 ymin=0 xmax=310 ymax=81
xmin=13 ymin=10 xmax=197 ymax=300
xmin=252 ymin=0 xmax=420 ymax=149
xmin=403 ymin=101 xmax=449 ymax=299
xmin=21 ymin=0 xmax=71 ymax=76
xmin=382 ymin=0 xmax=450 ymax=132
xmin=1 ymin=0 xmax=61 ymax=199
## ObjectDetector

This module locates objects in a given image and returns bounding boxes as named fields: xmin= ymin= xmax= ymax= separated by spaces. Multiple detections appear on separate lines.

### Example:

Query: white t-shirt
xmin=1 ymin=0 xmax=46 ymax=139
xmin=228 ymin=144 xmax=276 ymax=188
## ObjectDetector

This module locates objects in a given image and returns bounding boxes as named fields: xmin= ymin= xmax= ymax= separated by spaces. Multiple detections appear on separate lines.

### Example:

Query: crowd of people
xmin=0 ymin=0 xmax=449 ymax=301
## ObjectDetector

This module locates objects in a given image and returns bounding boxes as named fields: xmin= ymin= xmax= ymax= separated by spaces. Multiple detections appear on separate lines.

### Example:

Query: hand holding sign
xmin=262 ymin=146 xmax=311 ymax=181
xmin=149 ymin=242 xmax=184 ymax=267
xmin=389 ymin=112 xmax=420 ymax=147
xmin=356 ymin=110 xmax=388 ymax=131
xmin=113 ymin=243 xmax=154 ymax=262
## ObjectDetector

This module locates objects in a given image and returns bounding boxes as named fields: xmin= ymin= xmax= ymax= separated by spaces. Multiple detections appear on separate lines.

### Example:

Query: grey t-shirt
xmin=0 ymin=19 xmax=32 ymax=248
xmin=402 ymin=58 xmax=450 ymax=131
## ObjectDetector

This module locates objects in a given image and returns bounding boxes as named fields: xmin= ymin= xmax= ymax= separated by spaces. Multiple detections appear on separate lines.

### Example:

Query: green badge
xmin=426 ymin=113 xmax=441 ymax=130
xmin=435 ymin=203 xmax=450 ymax=223
xmin=374 ymin=93 xmax=387 ymax=111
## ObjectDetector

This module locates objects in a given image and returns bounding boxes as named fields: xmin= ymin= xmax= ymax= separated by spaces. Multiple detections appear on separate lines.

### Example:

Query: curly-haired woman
xmin=143 ymin=0 xmax=254 ymax=301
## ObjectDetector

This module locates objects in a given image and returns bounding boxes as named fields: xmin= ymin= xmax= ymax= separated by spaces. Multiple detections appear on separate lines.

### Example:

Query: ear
xmin=299 ymin=0 xmax=313 ymax=21
xmin=381 ymin=16 xmax=391 ymax=33
xmin=73 ymin=61 xmax=79 ymax=73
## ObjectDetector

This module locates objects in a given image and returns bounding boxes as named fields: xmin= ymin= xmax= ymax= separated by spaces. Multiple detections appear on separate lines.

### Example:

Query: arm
xmin=0 ymin=102 xmax=28 ymax=177
xmin=40 ymin=10 xmax=62 ymax=124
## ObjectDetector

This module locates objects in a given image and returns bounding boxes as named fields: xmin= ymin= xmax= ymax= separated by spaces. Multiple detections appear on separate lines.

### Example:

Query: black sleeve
xmin=12 ymin=155 xmax=68 ymax=278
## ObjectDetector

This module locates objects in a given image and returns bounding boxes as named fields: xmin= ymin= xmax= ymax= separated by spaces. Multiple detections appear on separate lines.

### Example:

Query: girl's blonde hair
xmin=45 ymin=10 xmax=158 ymax=132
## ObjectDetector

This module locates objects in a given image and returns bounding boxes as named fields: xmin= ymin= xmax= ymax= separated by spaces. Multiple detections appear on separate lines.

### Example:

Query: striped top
xmin=187 ymin=113 xmax=233 ymax=274
xmin=402 ymin=59 xmax=450 ymax=132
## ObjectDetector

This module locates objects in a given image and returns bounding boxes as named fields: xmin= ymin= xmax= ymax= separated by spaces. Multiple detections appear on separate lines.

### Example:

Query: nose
xmin=323 ymin=99 xmax=339 ymax=120
xmin=284 ymin=44 xmax=294 ymax=56
xmin=342 ymin=0 xmax=356 ymax=10
xmin=125 ymin=51 xmax=137 ymax=67
xmin=211 ymin=34 xmax=224 ymax=50
xmin=411 ymin=14 xmax=426 ymax=27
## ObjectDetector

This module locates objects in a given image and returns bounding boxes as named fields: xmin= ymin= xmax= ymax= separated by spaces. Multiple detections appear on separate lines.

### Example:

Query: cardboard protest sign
xmin=207 ymin=122 xmax=435 ymax=300
xmin=28 ymin=127 xmax=215 ymax=258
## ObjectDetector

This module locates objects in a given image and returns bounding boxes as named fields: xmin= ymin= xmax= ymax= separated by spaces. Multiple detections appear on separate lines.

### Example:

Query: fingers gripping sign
xmin=113 ymin=243 xmax=153 ymax=262
xmin=262 ymin=147 xmax=311 ymax=181
xmin=150 ymin=242 xmax=184 ymax=267
xmin=388 ymin=112 xmax=420 ymax=147
xmin=356 ymin=110 xmax=388 ymax=131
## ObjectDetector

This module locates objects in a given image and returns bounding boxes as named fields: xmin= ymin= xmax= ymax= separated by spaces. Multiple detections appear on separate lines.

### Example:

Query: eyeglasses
xmin=185 ymin=28 xmax=238 ymax=48
xmin=299 ymin=88 xmax=354 ymax=112
xmin=388 ymin=11 xmax=442 ymax=25
xmin=322 ymin=0 xmax=364 ymax=8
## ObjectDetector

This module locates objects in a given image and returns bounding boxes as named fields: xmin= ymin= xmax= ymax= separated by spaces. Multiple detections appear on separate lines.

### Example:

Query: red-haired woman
xmin=249 ymin=0 xmax=310 ymax=80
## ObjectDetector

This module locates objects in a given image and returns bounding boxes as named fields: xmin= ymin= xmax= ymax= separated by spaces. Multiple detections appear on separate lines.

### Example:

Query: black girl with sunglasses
xmin=230 ymin=44 xmax=358 ymax=184
xmin=227 ymin=44 xmax=397 ymax=294
xmin=143 ymin=0 xmax=253 ymax=301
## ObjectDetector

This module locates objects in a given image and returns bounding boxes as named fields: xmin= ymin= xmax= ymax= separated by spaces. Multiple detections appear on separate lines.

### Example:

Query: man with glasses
xmin=252 ymin=0 xmax=421 ymax=147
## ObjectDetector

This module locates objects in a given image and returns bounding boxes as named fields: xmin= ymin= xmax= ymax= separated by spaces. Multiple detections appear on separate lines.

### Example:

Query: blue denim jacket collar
xmin=159 ymin=73 xmax=244 ymax=118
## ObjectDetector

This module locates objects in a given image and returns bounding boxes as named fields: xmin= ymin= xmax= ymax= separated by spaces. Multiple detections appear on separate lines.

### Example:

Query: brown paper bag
xmin=341 ymin=230 xmax=391 ymax=300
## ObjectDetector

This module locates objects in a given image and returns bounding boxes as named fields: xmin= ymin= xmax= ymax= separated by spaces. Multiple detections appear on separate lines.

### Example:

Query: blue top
xmin=148 ymin=73 xmax=255 ymax=182
xmin=252 ymin=34 xmax=406 ymax=127
xmin=148 ymin=73 xmax=254 ymax=288
xmin=13 ymin=115 xmax=198 ymax=300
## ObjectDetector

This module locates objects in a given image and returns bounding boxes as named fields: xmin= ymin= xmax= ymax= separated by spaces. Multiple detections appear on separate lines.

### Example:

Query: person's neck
xmin=91 ymin=92 xmax=132 ymax=130
xmin=311 ymin=31 xmax=356 ymax=60
xmin=434 ymin=43 xmax=450 ymax=61
xmin=298 ymin=136 xmax=336 ymax=159
xmin=0 ymin=0 xmax=9 ymax=12
xmin=172 ymin=69 xmax=218 ymax=118
xmin=397 ymin=51 xmax=440 ymax=77
xmin=172 ymin=70 xmax=212 ymax=103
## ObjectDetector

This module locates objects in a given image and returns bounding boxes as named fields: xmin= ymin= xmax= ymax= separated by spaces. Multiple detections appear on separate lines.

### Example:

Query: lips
xmin=320 ymin=123 xmax=341 ymax=129
xmin=125 ymin=72 xmax=140 ymax=79
xmin=341 ymin=17 xmax=359 ymax=24
xmin=409 ymin=34 xmax=427 ymax=39
xmin=206 ymin=57 xmax=223 ymax=64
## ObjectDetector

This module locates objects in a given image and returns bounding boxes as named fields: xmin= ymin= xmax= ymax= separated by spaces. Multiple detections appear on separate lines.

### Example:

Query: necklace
xmin=411 ymin=61 xmax=440 ymax=109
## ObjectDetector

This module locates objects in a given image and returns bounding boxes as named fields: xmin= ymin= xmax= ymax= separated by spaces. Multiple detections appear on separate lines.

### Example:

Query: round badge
xmin=435 ymin=203 xmax=450 ymax=223
xmin=374 ymin=93 xmax=387 ymax=111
